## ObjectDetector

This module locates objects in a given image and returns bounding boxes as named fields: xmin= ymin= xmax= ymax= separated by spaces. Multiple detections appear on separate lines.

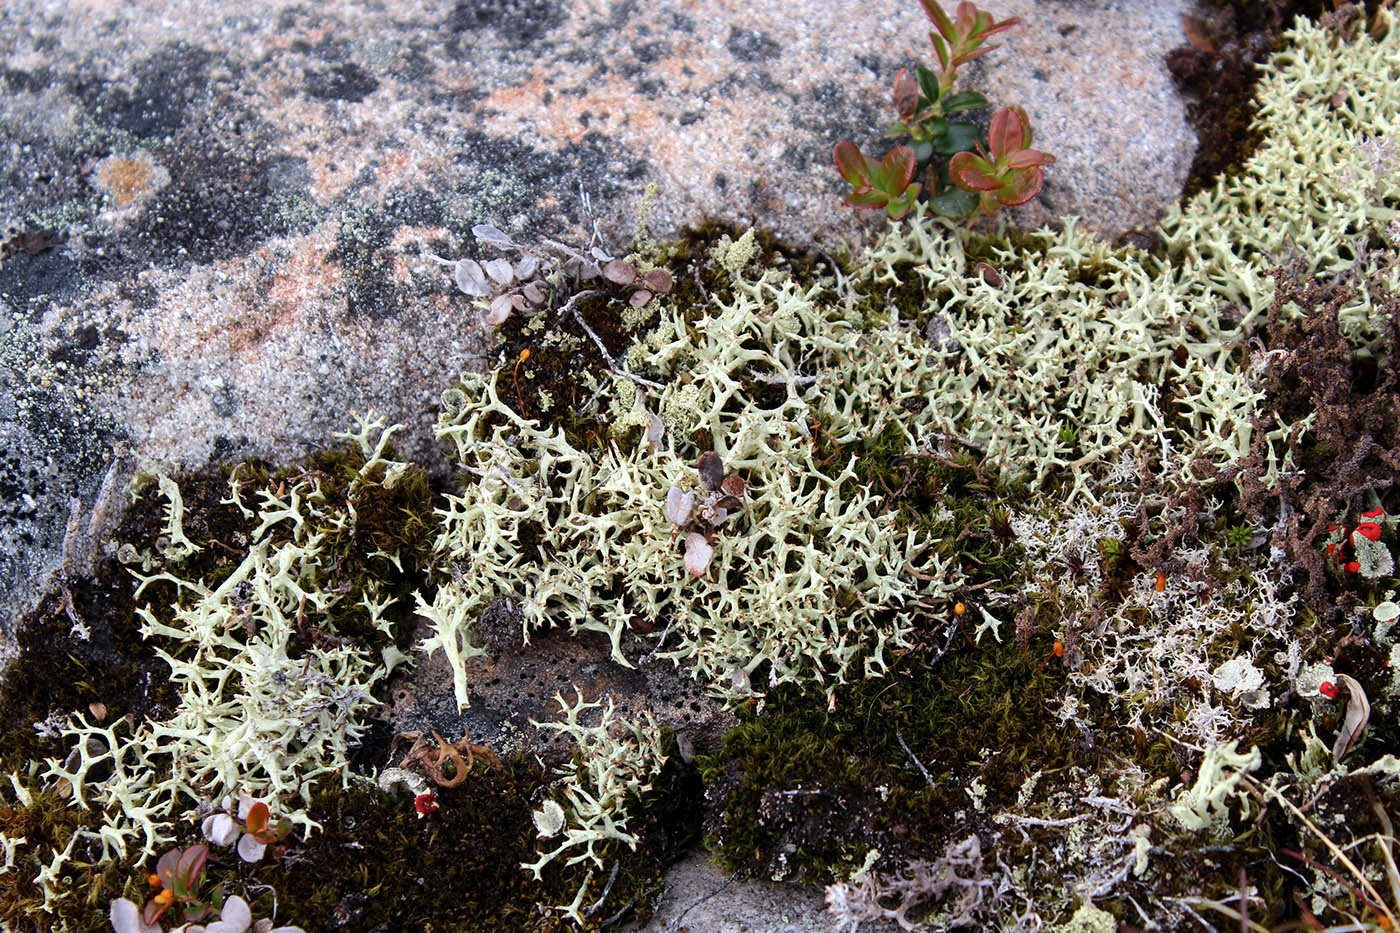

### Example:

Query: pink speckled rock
xmin=0 ymin=0 xmax=1198 ymax=647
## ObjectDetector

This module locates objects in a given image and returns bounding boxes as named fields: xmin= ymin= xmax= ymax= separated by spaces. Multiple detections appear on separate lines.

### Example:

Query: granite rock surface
xmin=0 ymin=0 xmax=1197 ymax=634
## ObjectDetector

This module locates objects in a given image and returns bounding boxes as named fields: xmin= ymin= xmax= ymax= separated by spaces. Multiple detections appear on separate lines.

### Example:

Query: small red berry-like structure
xmin=1356 ymin=522 xmax=1382 ymax=541
xmin=1319 ymin=681 xmax=1340 ymax=699
xmin=414 ymin=791 xmax=439 ymax=818
xmin=1345 ymin=560 xmax=1361 ymax=573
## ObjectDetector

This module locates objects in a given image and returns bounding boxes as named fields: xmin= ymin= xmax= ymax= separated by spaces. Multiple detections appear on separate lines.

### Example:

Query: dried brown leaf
xmin=697 ymin=451 xmax=725 ymax=491
xmin=643 ymin=268 xmax=674 ymax=293
xmin=1333 ymin=673 xmax=1370 ymax=761
xmin=1181 ymin=14 xmax=1218 ymax=53
xmin=604 ymin=258 xmax=637 ymax=285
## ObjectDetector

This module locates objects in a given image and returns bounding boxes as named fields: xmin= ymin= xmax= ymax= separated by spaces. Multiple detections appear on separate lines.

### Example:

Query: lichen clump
xmin=422 ymin=247 xmax=961 ymax=706
xmin=3 ymin=6 xmax=1400 ymax=931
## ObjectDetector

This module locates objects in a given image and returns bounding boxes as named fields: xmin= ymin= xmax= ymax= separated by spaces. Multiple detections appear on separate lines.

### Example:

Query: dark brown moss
xmin=252 ymin=735 xmax=700 ymax=932
xmin=1192 ymin=266 xmax=1400 ymax=618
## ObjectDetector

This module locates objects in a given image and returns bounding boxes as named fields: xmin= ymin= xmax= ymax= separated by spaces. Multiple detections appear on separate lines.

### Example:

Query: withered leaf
xmin=697 ymin=451 xmax=725 ymax=491
xmin=684 ymin=532 xmax=714 ymax=577
xmin=646 ymin=412 xmax=666 ymax=449
xmin=1332 ymin=673 xmax=1370 ymax=762
xmin=665 ymin=486 xmax=694 ymax=525
xmin=1181 ymin=14 xmax=1218 ymax=53
xmin=603 ymin=258 xmax=637 ymax=285
xmin=643 ymin=268 xmax=674 ymax=293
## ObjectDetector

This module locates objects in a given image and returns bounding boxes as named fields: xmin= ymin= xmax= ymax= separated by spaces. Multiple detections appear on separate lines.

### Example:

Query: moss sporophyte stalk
xmin=4 ymin=4 xmax=1400 ymax=930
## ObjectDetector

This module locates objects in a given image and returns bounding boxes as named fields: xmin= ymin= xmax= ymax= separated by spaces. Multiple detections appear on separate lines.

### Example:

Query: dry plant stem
xmin=1363 ymin=778 xmax=1400 ymax=913
xmin=1249 ymin=773 xmax=1399 ymax=928
xmin=1240 ymin=866 xmax=1249 ymax=933
xmin=584 ymin=861 xmax=620 ymax=919
xmin=1177 ymin=897 xmax=1274 ymax=933
xmin=563 ymin=290 xmax=666 ymax=391
xmin=896 ymin=730 xmax=937 ymax=791
xmin=1280 ymin=848 xmax=1384 ymax=922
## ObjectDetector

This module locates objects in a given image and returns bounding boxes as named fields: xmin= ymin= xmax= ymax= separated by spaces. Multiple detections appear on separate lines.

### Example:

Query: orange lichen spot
xmin=91 ymin=149 xmax=170 ymax=213
xmin=1052 ymin=640 xmax=1064 ymax=658
xmin=147 ymin=874 xmax=162 ymax=888
xmin=1153 ymin=570 xmax=1166 ymax=592
xmin=953 ymin=601 xmax=966 ymax=616
xmin=153 ymin=889 xmax=173 ymax=905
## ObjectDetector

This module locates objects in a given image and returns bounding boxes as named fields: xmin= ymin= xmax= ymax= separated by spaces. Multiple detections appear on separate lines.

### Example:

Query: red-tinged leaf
xmin=954 ymin=1 xmax=978 ymax=37
xmin=845 ymin=190 xmax=888 ymax=209
xmin=988 ymin=106 xmax=1030 ymax=161
xmin=921 ymin=0 xmax=956 ymax=39
xmin=176 ymin=844 xmax=207 ymax=887
xmin=245 ymin=801 xmax=270 ymax=835
xmin=893 ymin=69 xmax=919 ymax=122
xmin=833 ymin=142 xmax=869 ymax=185
xmin=143 ymin=899 xmax=169 ymax=925
xmin=879 ymin=146 xmax=918 ymax=190
xmin=951 ymin=46 xmax=996 ymax=70
xmin=1007 ymin=148 xmax=1053 ymax=169
xmin=975 ymin=15 xmax=1021 ymax=41
xmin=996 ymin=167 xmax=1045 ymax=206
xmin=949 ymin=152 xmax=1001 ymax=191
xmin=156 ymin=849 xmax=180 ymax=889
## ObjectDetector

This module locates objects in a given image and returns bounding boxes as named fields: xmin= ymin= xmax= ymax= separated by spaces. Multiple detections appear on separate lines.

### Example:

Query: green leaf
xmin=833 ymin=141 xmax=869 ymax=185
xmin=846 ymin=190 xmax=888 ymax=208
xmin=928 ymin=33 xmax=951 ymax=72
xmin=931 ymin=121 xmax=980 ymax=155
xmin=885 ymin=182 xmax=921 ymax=218
xmin=911 ymin=140 xmax=934 ymax=163
xmin=929 ymin=186 xmax=979 ymax=218
xmin=886 ymin=121 xmax=912 ymax=138
xmin=915 ymin=65 xmax=941 ymax=105
xmin=941 ymin=91 xmax=988 ymax=114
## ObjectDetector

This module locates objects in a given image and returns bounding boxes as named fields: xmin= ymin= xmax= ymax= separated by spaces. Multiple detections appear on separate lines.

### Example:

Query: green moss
xmin=0 ymin=789 xmax=131 ymax=933
xmin=698 ymin=636 xmax=1083 ymax=882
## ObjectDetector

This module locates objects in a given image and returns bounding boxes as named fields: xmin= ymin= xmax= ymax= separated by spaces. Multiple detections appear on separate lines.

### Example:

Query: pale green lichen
xmin=423 ymin=261 xmax=961 ymax=707
xmin=523 ymin=690 xmax=667 ymax=924
xmin=1161 ymin=12 xmax=1400 ymax=344
xmin=1168 ymin=740 xmax=1261 ymax=836
xmin=22 ymin=416 xmax=407 ymax=912
xmin=1054 ymin=900 xmax=1117 ymax=933
xmin=129 ymin=460 xmax=202 ymax=563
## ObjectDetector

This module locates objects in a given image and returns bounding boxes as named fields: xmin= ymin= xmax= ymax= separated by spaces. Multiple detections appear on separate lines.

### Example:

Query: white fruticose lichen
xmin=1162 ymin=13 xmax=1400 ymax=346
xmin=129 ymin=460 xmax=203 ymax=563
xmin=27 ymin=416 xmax=406 ymax=909
xmin=1168 ymin=740 xmax=1261 ymax=836
xmin=423 ymin=257 xmax=961 ymax=708
xmin=523 ymin=690 xmax=667 ymax=923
